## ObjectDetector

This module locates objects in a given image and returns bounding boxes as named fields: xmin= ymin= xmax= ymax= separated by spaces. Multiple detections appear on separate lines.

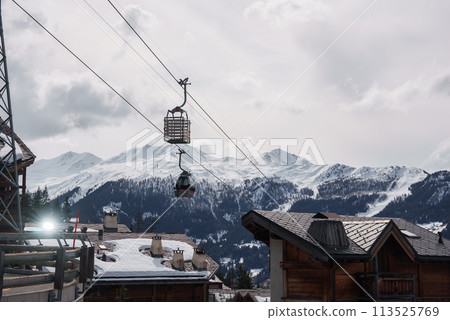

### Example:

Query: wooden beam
xmin=79 ymin=246 xmax=88 ymax=284
xmin=0 ymin=233 xmax=89 ymax=241
xmin=1 ymin=270 xmax=78 ymax=289
xmin=4 ymin=251 xmax=56 ymax=264
xmin=54 ymin=248 xmax=65 ymax=291
xmin=3 ymin=273 xmax=54 ymax=288
xmin=3 ymin=268 xmax=50 ymax=276
xmin=0 ymin=250 xmax=4 ymax=301
xmin=280 ymin=261 xmax=318 ymax=269
xmin=87 ymin=246 xmax=95 ymax=279
xmin=0 ymin=245 xmax=61 ymax=252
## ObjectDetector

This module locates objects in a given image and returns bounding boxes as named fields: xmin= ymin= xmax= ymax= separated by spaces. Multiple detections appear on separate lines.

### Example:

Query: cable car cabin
xmin=175 ymin=171 xmax=195 ymax=198
xmin=164 ymin=107 xmax=191 ymax=144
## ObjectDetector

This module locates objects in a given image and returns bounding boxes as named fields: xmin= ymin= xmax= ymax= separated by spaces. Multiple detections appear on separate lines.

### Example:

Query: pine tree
xmin=134 ymin=209 xmax=143 ymax=233
xmin=32 ymin=187 xmax=43 ymax=212
xmin=236 ymin=264 xmax=253 ymax=289
xmin=62 ymin=196 xmax=71 ymax=222
xmin=41 ymin=186 xmax=50 ymax=210
xmin=224 ymin=264 xmax=237 ymax=289
xmin=52 ymin=198 xmax=62 ymax=221
xmin=22 ymin=191 xmax=34 ymax=222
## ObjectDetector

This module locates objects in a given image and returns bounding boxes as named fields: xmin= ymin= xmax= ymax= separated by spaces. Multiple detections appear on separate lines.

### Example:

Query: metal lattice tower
xmin=0 ymin=0 xmax=23 ymax=233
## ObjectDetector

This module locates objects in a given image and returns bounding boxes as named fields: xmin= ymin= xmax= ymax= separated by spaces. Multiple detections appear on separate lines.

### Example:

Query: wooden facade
xmin=0 ymin=123 xmax=35 ymax=233
xmin=84 ymin=282 xmax=209 ymax=302
xmin=242 ymin=210 xmax=450 ymax=302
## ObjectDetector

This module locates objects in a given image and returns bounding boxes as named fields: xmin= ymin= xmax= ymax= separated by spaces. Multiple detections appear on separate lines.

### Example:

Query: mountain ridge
xmin=27 ymin=146 xmax=428 ymax=218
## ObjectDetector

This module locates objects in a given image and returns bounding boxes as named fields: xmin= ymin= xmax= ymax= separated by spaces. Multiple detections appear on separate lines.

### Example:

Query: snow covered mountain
xmin=27 ymin=145 xmax=427 ymax=217
xmin=378 ymin=170 xmax=450 ymax=238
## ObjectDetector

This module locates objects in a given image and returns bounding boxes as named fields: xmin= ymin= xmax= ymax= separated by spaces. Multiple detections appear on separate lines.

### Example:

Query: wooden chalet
xmin=210 ymin=288 xmax=270 ymax=302
xmin=0 ymin=120 xmax=35 ymax=232
xmin=231 ymin=289 xmax=270 ymax=302
xmin=242 ymin=210 xmax=450 ymax=302
xmin=80 ymin=215 xmax=218 ymax=302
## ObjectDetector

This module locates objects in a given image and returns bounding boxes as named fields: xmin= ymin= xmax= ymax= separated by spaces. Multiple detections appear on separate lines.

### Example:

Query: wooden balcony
xmin=355 ymin=272 xmax=415 ymax=301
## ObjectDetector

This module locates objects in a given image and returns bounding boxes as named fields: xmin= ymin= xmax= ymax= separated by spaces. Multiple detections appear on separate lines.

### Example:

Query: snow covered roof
xmin=86 ymin=232 xmax=218 ymax=283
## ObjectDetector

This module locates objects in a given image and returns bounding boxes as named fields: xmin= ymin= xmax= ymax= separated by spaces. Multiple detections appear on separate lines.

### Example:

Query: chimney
xmin=307 ymin=220 xmax=350 ymax=247
xmin=172 ymin=248 xmax=184 ymax=271
xmin=192 ymin=247 xmax=207 ymax=271
xmin=438 ymin=232 xmax=444 ymax=245
xmin=103 ymin=212 xmax=118 ymax=232
xmin=150 ymin=235 xmax=163 ymax=257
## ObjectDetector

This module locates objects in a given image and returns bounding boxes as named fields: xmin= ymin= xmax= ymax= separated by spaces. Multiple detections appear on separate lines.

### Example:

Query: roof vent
xmin=150 ymin=235 xmax=163 ymax=257
xmin=313 ymin=212 xmax=340 ymax=219
xmin=438 ymin=232 xmax=444 ymax=245
xmin=192 ymin=247 xmax=207 ymax=271
xmin=172 ymin=248 xmax=185 ymax=271
xmin=307 ymin=220 xmax=350 ymax=247
xmin=103 ymin=212 xmax=118 ymax=233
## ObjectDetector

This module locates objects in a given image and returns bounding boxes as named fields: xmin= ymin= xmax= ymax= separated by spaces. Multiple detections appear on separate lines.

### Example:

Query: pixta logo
xmin=126 ymin=128 xmax=326 ymax=174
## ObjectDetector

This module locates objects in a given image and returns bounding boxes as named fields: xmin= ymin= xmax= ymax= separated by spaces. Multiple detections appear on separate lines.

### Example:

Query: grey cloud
xmin=116 ymin=4 xmax=159 ymax=37
xmin=9 ymin=60 xmax=131 ymax=139
xmin=244 ymin=0 xmax=330 ymax=26
xmin=432 ymin=75 xmax=450 ymax=96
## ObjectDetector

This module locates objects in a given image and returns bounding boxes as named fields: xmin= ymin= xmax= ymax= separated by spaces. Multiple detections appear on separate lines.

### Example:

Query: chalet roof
xmin=85 ymin=230 xmax=218 ymax=283
xmin=211 ymin=288 xmax=270 ymax=302
xmin=242 ymin=210 xmax=450 ymax=262
xmin=24 ymin=221 xmax=218 ymax=283
xmin=231 ymin=289 xmax=271 ymax=302
xmin=0 ymin=117 xmax=36 ymax=168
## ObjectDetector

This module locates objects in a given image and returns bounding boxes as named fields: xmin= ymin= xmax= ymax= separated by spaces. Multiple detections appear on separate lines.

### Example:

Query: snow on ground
xmin=357 ymin=168 xmax=427 ymax=217
xmin=214 ymin=292 xmax=234 ymax=302
xmin=103 ymin=202 xmax=122 ymax=213
xmin=419 ymin=221 xmax=448 ymax=234
xmin=235 ymin=241 xmax=264 ymax=249
xmin=255 ymin=295 xmax=270 ymax=302
xmin=250 ymin=268 xmax=263 ymax=277
xmin=94 ymin=238 xmax=209 ymax=278
xmin=27 ymin=238 xmax=89 ymax=248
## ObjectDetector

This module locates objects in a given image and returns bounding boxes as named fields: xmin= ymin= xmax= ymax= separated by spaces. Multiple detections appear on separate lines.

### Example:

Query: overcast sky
xmin=3 ymin=0 xmax=450 ymax=172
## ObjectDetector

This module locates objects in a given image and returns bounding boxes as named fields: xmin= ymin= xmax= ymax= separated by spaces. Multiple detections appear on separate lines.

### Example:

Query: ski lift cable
xmin=72 ymin=0 xmax=178 ymax=103
xmin=107 ymin=0 xmax=274 ymax=184
xmin=107 ymin=0 xmax=178 ymax=83
xmin=106 ymin=2 xmax=376 ymax=302
xmin=112 ymin=0 xmax=186 ymax=81
xmin=109 ymin=0 xmax=243 ymax=138
xmin=74 ymin=0 xmax=224 ymax=136
xmin=11 ymin=0 xmax=226 ymax=186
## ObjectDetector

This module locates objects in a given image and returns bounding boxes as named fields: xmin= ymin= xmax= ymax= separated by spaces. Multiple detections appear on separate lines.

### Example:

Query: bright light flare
xmin=42 ymin=221 xmax=55 ymax=231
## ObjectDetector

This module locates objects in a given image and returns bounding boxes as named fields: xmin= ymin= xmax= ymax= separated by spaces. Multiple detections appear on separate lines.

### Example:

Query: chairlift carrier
xmin=164 ymin=78 xmax=191 ymax=144
xmin=174 ymin=149 xmax=195 ymax=198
